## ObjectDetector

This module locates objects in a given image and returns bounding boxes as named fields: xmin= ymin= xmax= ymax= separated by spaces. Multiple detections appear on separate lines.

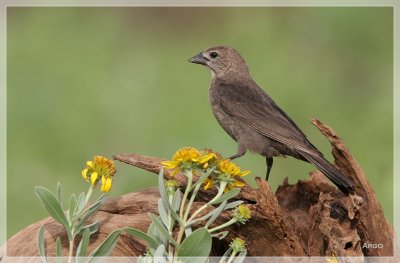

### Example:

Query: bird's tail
xmin=296 ymin=150 xmax=355 ymax=195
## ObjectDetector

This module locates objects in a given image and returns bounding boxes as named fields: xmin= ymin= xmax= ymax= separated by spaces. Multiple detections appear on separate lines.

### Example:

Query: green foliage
xmin=177 ymin=228 xmax=211 ymax=261
xmin=36 ymin=183 xmax=122 ymax=262
xmin=123 ymin=164 xmax=249 ymax=262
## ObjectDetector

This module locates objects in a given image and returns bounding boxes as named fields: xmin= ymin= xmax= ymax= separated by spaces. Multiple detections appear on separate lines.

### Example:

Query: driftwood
xmin=1 ymin=119 xmax=397 ymax=261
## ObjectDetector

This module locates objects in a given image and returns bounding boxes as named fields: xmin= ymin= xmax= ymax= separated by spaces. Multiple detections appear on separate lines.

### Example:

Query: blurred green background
xmin=7 ymin=7 xmax=393 ymax=238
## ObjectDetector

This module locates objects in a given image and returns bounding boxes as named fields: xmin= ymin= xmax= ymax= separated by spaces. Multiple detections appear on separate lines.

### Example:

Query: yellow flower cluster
xmin=162 ymin=147 xmax=250 ymax=192
xmin=82 ymin=156 xmax=116 ymax=192
xmin=161 ymin=147 xmax=216 ymax=176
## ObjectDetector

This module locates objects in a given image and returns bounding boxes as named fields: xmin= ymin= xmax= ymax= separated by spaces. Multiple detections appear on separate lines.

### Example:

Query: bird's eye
xmin=210 ymin=51 xmax=219 ymax=59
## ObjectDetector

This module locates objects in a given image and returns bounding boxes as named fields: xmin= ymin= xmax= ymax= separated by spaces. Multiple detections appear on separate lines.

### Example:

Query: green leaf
xmin=75 ymin=192 xmax=86 ymax=215
xmin=157 ymin=199 xmax=169 ymax=228
xmin=172 ymin=190 xmax=182 ymax=212
xmin=88 ymin=229 xmax=122 ymax=261
xmin=56 ymin=182 xmax=62 ymax=205
xmin=76 ymin=200 xmax=102 ymax=230
xmin=153 ymin=244 xmax=165 ymax=258
xmin=205 ymin=201 xmax=227 ymax=228
xmin=81 ymin=220 xmax=99 ymax=235
xmin=209 ymin=188 xmax=240 ymax=205
xmin=76 ymin=228 xmax=90 ymax=262
xmin=149 ymin=213 xmax=178 ymax=246
xmin=69 ymin=193 xmax=77 ymax=222
xmin=37 ymin=225 xmax=47 ymax=263
xmin=56 ymin=237 xmax=62 ymax=263
xmin=177 ymin=227 xmax=211 ymax=262
xmin=147 ymin=221 xmax=167 ymax=246
xmin=35 ymin=186 xmax=71 ymax=240
xmin=158 ymin=169 xmax=183 ymax=225
xmin=123 ymin=227 xmax=160 ymax=250
xmin=184 ymin=226 xmax=192 ymax=237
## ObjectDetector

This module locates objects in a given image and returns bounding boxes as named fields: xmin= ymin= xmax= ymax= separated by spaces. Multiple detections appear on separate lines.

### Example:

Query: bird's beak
xmin=188 ymin=52 xmax=209 ymax=65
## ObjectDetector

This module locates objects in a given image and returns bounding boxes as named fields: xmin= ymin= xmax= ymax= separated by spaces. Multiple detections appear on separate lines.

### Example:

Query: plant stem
xmin=67 ymin=239 xmax=74 ymax=263
xmin=209 ymin=218 xmax=237 ymax=233
xmin=226 ymin=250 xmax=237 ymax=263
xmin=167 ymin=194 xmax=174 ymax=259
xmin=179 ymin=170 xmax=193 ymax=219
xmin=176 ymin=170 xmax=194 ymax=247
xmin=187 ymin=181 xmax=227 ymax=224
xmin=183 ymin=182 xmax=201 ymax=222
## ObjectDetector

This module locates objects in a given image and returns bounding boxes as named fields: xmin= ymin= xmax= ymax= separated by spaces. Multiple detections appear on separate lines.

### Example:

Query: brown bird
xmin=189 ymin=46 xmax=355 ymax=195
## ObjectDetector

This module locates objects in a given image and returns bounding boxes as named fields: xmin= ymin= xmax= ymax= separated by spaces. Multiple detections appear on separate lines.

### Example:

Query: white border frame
xmin=0 ymin=0 xmax=397 ymax=261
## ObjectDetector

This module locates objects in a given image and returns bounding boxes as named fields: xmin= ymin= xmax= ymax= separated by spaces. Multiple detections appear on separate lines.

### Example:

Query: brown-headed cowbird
xmin=189 ymin=46 xmax=355 ymax=195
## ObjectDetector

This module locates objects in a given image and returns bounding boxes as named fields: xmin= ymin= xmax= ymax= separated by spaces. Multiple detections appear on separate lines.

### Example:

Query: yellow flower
xmin=230 ymin=237 xmax=246 ymax=253
xmin=161 ymin=147 xmax=202 ymax=175
xmin=217 ymin=160 xmax=250 ymax=191
xmin=82 ymin=156 xmax=116 ymax=192
xmin=203 ymin=177 xmax=215 ymax=190
xmin=233 ymin=204 xmax=251 ymax=223
xmin=218 ymin=160 xmax=250 ymax=177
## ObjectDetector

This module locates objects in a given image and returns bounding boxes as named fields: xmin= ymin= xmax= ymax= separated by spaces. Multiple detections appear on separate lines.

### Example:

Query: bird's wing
xmin=217 ymin=82 xmax=321 ymax=157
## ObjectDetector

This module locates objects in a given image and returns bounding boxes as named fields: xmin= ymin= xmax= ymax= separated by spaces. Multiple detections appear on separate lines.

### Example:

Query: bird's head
xmin=189 ymin=46 xmax=250 ymax=81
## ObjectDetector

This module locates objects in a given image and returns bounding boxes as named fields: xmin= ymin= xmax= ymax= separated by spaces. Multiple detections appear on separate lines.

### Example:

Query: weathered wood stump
xmin=1 ymin=119 xmax=397 ymax=261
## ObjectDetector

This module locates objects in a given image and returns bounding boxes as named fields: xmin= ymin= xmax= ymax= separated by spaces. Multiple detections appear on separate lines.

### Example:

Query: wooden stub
xmin=1 ymin=119 xmax=397 ymax=260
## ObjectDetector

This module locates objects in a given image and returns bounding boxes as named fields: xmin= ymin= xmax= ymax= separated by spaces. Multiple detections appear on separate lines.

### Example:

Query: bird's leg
xmin=228 ymin=144 xmax=246 ymax=160
xmin=228 ymin=152 xmax=245 ymax=160
xmin=266 ymin=157 xmax=273 ymax=181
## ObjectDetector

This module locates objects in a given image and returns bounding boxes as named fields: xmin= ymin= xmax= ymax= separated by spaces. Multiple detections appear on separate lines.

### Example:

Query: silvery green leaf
xmin=81 ymin=220 xmax=99 ymax=235
xmin=94 ymin=193 xmax=106 ymax=203
xmin=56 ymin=237 xmax=62 ymax=262
xmin=172 ymin=190 xmax=182 ymax=212
xmin=205 ymin=201 xmax=227 ymax=228
xmin=75 ymin=201 xmax=102 ymax=233
xmin=209 ymin=188 xmax=240 ymax=205
xmin=158 ymin=169 xmax=183 ymax=225
xmin=157 ymin=199 xmax=169 ymax=228
xmin=153 ymin=244 xmax=165 ymax=258
xmin=124 ymin=227 xmax=160 ymax=250
xmin=56 ymin=182 xmax=62 ymax=205
xmin=224 ymin=201 xmax=243 ymax=210
xmin=88 ymin=229 xmax=122 ymax=262
xmin=75 ymin=192 xmax=86 ymax=215
xmin=76 ymin=228 xmax=90 ymax=262
xmin=233 ymin=250 xmax=247 ymax=263
xmin=184 ymin=226 xmax=192 ymax=237
xmin=68 ymin=193 xmax=77 ymax=222
xmin=77 ymin=200 xmax=102 ymax=223
xmin=37 ymin=225 xmax=47 ymax=263
xmin=149 ymin=213 xmax=178 ymax=246
xmin=35 ymin=186 xmax=71 ymax=240
xmin=211 ymin=231 xmax=229 ymax=240
xmin=188 ymin=210 xmax=214 ymax=225
xmin=177 ymin=227 xmax=211 ymax=263
xmin=148 ymin=221 xmax=167 ymax=246
xmin=158 ymin=168 xmax=169 ymax=206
